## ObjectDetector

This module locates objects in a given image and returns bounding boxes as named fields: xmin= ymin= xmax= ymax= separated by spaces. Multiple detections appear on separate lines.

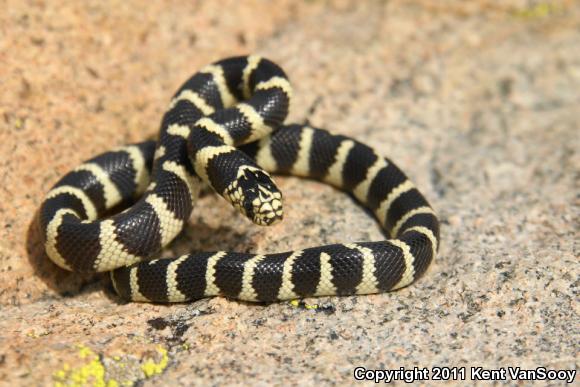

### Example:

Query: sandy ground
xmin=0 ymin=0 xmax=578 ymax=385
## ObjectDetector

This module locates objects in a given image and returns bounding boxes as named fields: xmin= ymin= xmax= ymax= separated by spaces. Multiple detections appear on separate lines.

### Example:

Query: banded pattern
xmin=40 ymin=56 xmax=440 ymax=303
xmin=40 ymin=56 xmax=290 ymax=273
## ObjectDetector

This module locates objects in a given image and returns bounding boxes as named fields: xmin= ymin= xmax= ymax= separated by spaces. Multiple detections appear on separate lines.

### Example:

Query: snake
xmin=39 ymin=56 xmax=440 ymax=303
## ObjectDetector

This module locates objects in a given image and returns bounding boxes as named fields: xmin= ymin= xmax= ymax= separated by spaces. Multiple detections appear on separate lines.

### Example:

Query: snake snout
xmin=244 ymin=169 xmax=283 ymax=226
xmin=224 ymin=166 xmax=283 ymax=226
xmin=250 ymin=184 xmax=284 ymax=226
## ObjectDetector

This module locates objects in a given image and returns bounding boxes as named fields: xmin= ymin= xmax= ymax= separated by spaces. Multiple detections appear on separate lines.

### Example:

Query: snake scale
xmin=39 ymin=56 xmax=440 ymax=303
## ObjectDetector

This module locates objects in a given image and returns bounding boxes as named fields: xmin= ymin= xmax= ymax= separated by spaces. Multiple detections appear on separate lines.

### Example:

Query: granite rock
xmin=0 ymin=0 xmax=578 ymax=385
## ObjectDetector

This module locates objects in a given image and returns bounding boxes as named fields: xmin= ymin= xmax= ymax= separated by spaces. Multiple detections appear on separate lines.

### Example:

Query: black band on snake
xmin=39 ymin=56 xmax=440 ymax=303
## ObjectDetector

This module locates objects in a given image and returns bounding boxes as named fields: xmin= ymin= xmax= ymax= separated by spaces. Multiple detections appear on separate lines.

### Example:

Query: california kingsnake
xmin=39 ymin=56 xmax=440 ymax=303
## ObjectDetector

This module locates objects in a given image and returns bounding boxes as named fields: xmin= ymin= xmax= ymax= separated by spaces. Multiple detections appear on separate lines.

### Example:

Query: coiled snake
xmin=39 ymin=56 xmax=440 ymax=303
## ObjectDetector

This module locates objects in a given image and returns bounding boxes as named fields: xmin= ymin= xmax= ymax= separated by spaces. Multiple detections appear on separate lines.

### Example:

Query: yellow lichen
xmin=53 ymin=343 xmax=170 ymax=387
xmin=140 ymin=346 xmax=169 ymax=378
xmin=289 ymin=299 xmax=299 ymax=307
xmin=54 ymin=364 xmax=69 ymax=380
xmin=289 ymin=299 xmax=319 ymax=309
xmin=77 ymin=344 xmax=94 ymax=359
xmin=53 ymin=345 xmax=115 ymax=387
xmin=514 ymin=2 xmax=558 ymax=19
xmin=26 ymin=330 xmax=50 ymax=338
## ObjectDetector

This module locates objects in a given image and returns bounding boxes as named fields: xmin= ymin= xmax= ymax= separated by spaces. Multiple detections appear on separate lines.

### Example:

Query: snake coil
xmin=40 ymin=56 xmax=440 ymax=303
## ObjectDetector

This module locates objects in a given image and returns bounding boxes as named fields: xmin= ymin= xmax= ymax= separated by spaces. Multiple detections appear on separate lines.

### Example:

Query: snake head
xmin=224 ymin=166 xmax=283 ymax=226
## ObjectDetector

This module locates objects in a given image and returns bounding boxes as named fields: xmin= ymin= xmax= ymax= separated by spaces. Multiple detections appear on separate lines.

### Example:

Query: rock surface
xmin=1 ymin=0 xmax=578 ymax=385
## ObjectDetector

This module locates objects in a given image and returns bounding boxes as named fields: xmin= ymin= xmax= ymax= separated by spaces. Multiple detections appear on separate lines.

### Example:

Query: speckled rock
xmin=1 ymin=0 xmax=578 ymax=385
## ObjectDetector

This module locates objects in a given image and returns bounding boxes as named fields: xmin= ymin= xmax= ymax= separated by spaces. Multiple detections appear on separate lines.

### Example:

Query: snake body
xmin=40 ymin=56 xmax=440 ymax=303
